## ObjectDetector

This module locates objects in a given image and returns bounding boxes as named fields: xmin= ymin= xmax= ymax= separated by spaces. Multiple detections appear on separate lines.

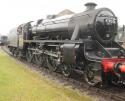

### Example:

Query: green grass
xmin=0 ymin=48 xmax=95 ymax=101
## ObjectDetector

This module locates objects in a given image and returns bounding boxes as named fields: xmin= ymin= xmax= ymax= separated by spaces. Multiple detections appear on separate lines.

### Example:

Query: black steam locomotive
xmin=8 ymin=2 xmax=125 ymax=86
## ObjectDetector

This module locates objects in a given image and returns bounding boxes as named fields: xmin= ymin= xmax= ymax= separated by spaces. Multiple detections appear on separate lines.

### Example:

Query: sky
xmin=0 ymin=0 xmax=125 ymax=35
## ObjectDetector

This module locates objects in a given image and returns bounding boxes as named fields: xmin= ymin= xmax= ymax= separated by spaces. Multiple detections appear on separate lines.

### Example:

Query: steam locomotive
xmin=8 ymin=2 xmax=125 ymax=86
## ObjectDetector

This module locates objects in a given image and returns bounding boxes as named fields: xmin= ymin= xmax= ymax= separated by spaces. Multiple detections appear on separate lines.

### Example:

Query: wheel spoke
xmin=61 ymin=64 xmax=72 ymax=77
xmin=46 ymin=56 xmax=58 ymax=72
xmin=35 ymin=53 xmax=42 ymax=65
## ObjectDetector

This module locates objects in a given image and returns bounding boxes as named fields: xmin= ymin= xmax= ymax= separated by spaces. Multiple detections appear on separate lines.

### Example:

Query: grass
xmin=0 ymin=48 xmax=95 ymax=101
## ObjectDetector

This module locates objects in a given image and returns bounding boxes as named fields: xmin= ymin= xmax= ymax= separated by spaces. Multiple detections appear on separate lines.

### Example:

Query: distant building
xmin=56 ymin=9 xmax=74 ymax=17
xmin=115 ymin=25 xmax=125 ymax=42
xmin=46 ymin=9 xmax=74 ymax=20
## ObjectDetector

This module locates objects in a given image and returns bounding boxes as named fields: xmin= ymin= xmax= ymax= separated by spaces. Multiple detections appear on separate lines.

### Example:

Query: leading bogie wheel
xmin=84 ymin=63 xmax=102 ymax=86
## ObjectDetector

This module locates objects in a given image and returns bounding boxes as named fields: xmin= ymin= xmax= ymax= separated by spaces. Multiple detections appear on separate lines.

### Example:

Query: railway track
xmin=2 ymin=46 xmax=125 ymax=101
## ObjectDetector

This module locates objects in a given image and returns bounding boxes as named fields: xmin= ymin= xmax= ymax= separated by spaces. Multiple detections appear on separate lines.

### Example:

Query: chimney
xmin=84 ymin=2 xmax=97 ymax=11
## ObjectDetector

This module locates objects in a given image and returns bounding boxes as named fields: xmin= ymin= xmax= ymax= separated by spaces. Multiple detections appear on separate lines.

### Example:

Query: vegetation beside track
xmin=0 ymin=48 xmax=95 ymax=101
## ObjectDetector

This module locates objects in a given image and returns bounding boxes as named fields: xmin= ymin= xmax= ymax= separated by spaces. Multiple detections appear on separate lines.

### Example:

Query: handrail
xmin=95 ymin=40 xmax=112 ymax=57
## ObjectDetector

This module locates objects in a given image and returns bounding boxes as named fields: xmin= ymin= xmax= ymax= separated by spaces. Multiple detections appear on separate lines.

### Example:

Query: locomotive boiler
xmin=31 ymin=3 xmax=117 ymax=44
xmin=8 ymin=2 xmax=125 ymax=86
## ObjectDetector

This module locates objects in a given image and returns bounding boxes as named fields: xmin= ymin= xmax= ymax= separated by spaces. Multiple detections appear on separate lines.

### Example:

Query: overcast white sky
xmin=0 ymin=0 xmax=125 ymax=35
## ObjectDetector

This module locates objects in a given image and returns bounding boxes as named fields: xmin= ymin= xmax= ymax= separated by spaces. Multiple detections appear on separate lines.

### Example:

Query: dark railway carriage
xmin=8 ymin=2 xmax=125 ymax=86
xmin=0 ymin=35 xmax=7 ymax=45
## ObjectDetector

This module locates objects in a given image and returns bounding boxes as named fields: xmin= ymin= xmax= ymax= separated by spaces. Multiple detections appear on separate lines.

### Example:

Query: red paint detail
xmin=102 ymin=58 xmax=125 ymax=72
xmin=120 ymin=65 xmax=125 ymax=73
